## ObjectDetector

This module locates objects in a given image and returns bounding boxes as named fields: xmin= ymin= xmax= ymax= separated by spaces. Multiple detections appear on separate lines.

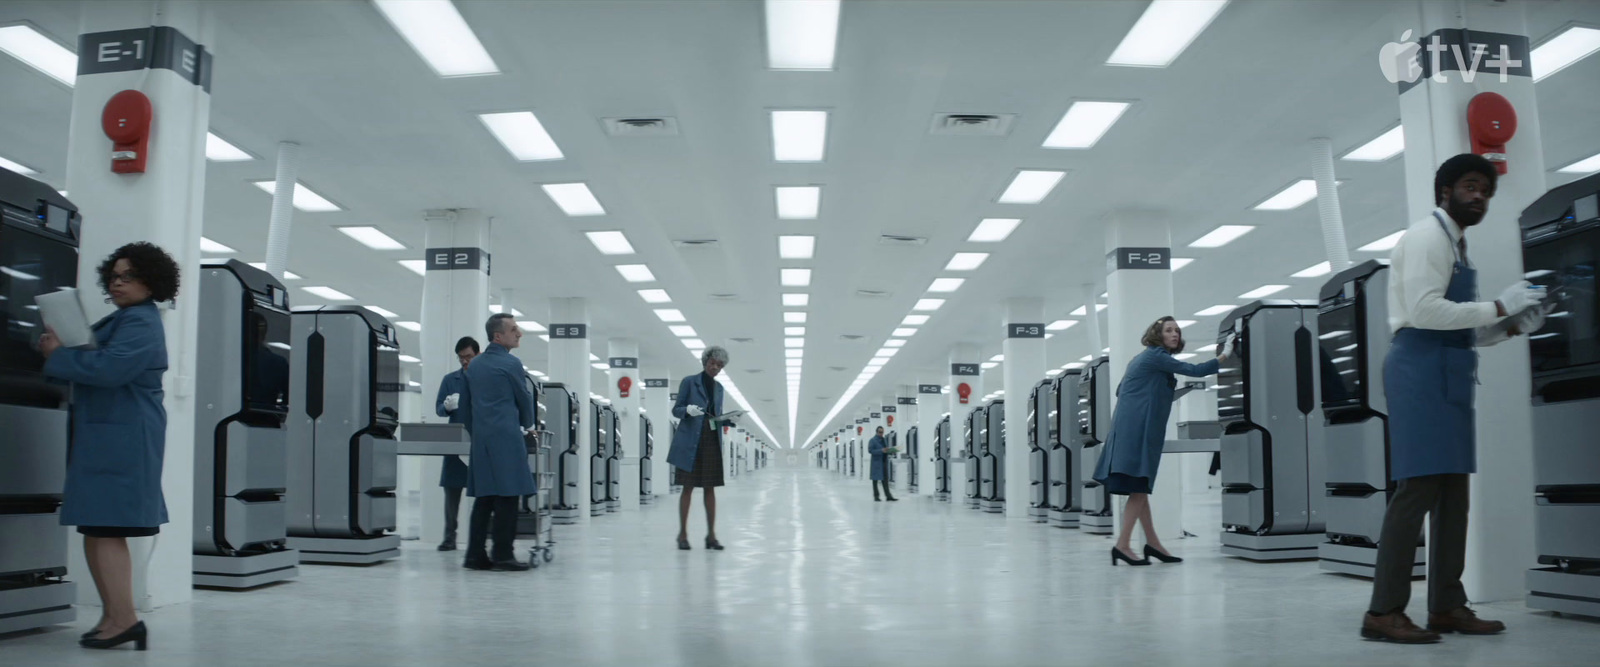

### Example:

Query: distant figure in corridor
xmin=1094 ymin=316 xmax=1231 ymax=567
xmin=669 ymin=346 xmax=734 ymax=550
xmin=869 ymin=426 xmax=897 ymax=501
xmin=433 ymin=336 xmax=479 ymax=552
xmin=457 ymin=315 xmax=536 ymax=572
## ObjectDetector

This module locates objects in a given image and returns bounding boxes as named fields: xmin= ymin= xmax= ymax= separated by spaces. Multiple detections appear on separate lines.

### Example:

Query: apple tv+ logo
xmin=1379 ymin=28 xmax=1529 ymax=88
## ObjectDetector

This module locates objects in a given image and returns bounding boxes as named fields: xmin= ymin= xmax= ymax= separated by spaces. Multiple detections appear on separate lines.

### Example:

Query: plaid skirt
xmin=675 ymin=421 xmax=725 ymax=488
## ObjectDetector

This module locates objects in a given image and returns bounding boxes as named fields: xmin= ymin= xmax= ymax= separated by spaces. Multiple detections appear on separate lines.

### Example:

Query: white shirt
xmin=1386 ymin=207 xmax=1510 ymax=345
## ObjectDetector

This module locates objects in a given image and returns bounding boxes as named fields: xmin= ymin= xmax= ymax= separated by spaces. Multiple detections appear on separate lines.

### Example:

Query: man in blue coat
xmin=869 ymin=426 xmax=897 ymax=501
xmin=433 ymin=336 xmax=478 ymax=551
xmin=456 ymin=314 xmax=537 ymax=571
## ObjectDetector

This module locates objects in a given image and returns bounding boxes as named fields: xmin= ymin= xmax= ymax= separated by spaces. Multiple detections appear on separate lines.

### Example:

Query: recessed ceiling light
xmin=764 ymin=0 xmax=840 ymax=70
xmin=785 ymin=338 xmax=805 ymax=348
xmin=913 ymin=298 xmax=944 ymax=311
xmin=1254 ymin=180 xmax=1323 ymax=211
xmin=968 ymin=218 xmax=1022 ymax=242
xmin=486 ymin=305 xmax=524 ymax=317
xmin=654 ymin=309 xmax=686 ymax=322
xmin=927 ymin=278 xmax=965 ymax=293
xmin=783 ymin=293 xmax=809 ymax=307
xmin=0 ymin=25 xmax=76 ymax=86
xmin=1105 ymin=0 xmax=1229 ymax=68
xmin=338 ymin=226 xmax=406 ymax=250
xmin=980 ymin=362 xmax=997 ymax=369
xmin=1293 ymin=261 xmax=1332 ymax=278
xmin=781 ymin=268 xmax=812 ymax=286
xmin=885 ymin=339 xmax=907 ymax=348
xmin=302 ymin=286 xmax=354 ymax=301
xmin=395 ymin=321 xmax=422 ymax=332
xmin=478 ymin=111 xmax=564 ymax=161
xmin=372 ymin=0 xmax=500 ymax=77
xmin=0 ymin=155 xmax=37 ymax=175
xmin=785 ymin=312 xmax=808 ymax=323
xmin=997 ymin=171 xmax=1064 ymax=204
xmin=669 ymin=325 xmax=698 ymax=337
xmin=1170 ymin=257 xmax=1195 ymax=271
xmin=786 ymin=358 xmax=804 ymax=367
xmin=539 ymin=335 xmax=550 ymax=342
xmin=638 ymin=289 xmax=671 ymax=303
xmin=1042 ymin=101 xmax=1131 ymax=149
xmin=366 ymin=305 xmax=399 ymax=318
xmin=200 ymin=237 xmax=236 ymax=254
xmin=398 ymin=260 xmax=426 ymax=276
xmin=1069 ymin=304 xmax=1107 ymax=316
xmin=902 ymin=315 xmax=929 ymax=326
xmin=1531 ymin=26 xmax=1600 ymax=81
xmin=205 ymin=133 xmax=254 ymax=161
xmin=945 ymin=252 xmax=989 ymax=271
xmin=867 ymin=358 xmax=889 ymax=367
xmin=786 ymin=349 xmax=804 ymax=358
xmin=1341 ymin=125 xmax=1405 ymax=162
xmin=542 ymin=183 xmax=605 ymax=216
xmin=399 ymin=354 xmax=421 ymax=363
xmin=248 ymin=263 xmax=302 ymax=280
xmin=1557 ymin=150 xmax=1600 ymax=174
xmin=771 ymin=110 xmax=828 ymax=162
xmin=518 ymin=321 xmax=546 ymax=332
xmin=1358 ymin=230 xmax=1405 ymax=252
xmin=615 ymin=264 xmax=656 ymax=282
xmin=775 ymin=186 xmax=821 ymax=219
xmin=585 ymin=231 xmax=635 ymax=255
xmin=891 ymin=328 xmax=916 ymax=337
xmin=1239 ymin=284 xmax=1289 ymax=299
xmin=779 ymin=235 xmax=815 ymax=259
xmin=1195 ymin=304 xmax=1235 ymax=317
xmin=1045 ymin=320 xmax=1077 ymax=331
xmin=591 ymin=362 xmax=610 ymax=370
xmin=252 ymin=181 xmax=341 ymax=212
xmin=1175 ymin=320 xmax=1196 ymax=328
xmin=589 ymin=353 xmax=601 ymax=361
xmin=1189 ymin=225 xmax=1255 ymax=248
xmin=989 ymin=354 xmax=1005 ymax=362
xmin=785 ymin=326 xmax=806 ymax=336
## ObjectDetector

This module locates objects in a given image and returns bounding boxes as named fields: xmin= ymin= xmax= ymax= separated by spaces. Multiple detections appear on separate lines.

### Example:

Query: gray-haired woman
xmin=668 ymin=346 xmax=733 ymax=550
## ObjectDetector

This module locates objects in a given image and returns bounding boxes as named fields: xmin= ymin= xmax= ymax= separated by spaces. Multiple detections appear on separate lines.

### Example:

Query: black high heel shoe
xmin=705 ymin=536 xmax=725 ymax=551
xmin=80 ymin=621 xmax=146 ymax=650
xmin=80 ymin=628 xmax=102 ymax=640
xmin=677 ymin=536 xmax=691 ymax=550
xmin=1144 ymin=545 xmax=1183 ymax=563
xmin=1111 ymin=546 xmax=1150 ymax=566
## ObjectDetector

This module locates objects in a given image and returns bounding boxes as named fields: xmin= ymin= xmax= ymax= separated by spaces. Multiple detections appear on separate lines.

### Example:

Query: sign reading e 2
xmin=424 ymin=247 xmax=491 ymax=274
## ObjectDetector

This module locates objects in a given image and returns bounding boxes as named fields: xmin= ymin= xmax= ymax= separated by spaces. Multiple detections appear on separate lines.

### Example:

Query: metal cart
xmin=525 ymin=430 xmax=556 ymax=567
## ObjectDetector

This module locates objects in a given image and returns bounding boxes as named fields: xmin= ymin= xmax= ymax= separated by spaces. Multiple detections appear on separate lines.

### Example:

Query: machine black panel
xmin=1217 ymin=323 xmax=1246 ymax=425
xmin=1317 ymin=303 xmax=1361 ymax=410
xmin=244 ymin=303 xmax=292 ymax=414
xmin=0 ymin=223 xmax=78 ymax=403
xmin=1524 ymin=225 xmax=1600 ymax=376
xmin=372 ymin=342 xmax=400 ymax=427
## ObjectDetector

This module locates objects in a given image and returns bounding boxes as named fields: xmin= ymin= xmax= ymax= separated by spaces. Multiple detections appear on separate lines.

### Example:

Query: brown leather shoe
xmin=1427 ymin=606 xmax=1505 ymax=635
xmin=1361 ymin=612 xmax=1442 ymax=644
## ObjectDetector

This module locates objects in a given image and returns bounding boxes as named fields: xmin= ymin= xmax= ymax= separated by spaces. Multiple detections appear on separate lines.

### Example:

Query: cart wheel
xmin=543 ymin=549 xmax=554 ymax=562
xmin=529 ymin=555 xmax=540 ymax=569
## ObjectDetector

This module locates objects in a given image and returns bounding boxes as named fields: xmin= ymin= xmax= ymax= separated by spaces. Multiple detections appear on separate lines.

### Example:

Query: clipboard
xmin=35 ymin=288 xmax=97 ymax=349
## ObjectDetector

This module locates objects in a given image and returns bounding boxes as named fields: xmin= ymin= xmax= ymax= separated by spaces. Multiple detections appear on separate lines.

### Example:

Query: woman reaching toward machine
xmin=1094 ymin=316 xmax=1232 ymax=566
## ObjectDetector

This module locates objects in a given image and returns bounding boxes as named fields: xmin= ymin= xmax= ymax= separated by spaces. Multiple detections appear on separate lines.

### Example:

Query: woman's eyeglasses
xmin=105 ymin=271 xmax=139 ymax=285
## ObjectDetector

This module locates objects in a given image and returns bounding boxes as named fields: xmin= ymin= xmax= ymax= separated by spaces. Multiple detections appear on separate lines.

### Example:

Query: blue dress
xmin=456 ymin=344 xmax=537 ymax=498
xmin=43 ymin=301 xmax=169 ymax=528
xmin=1092 ymin=346 xmax=1219 ymax=495
xmin=433 ymin=369 xmax=470 ymax=488
xmin=868 ymin=435 xmax=889 ymax=481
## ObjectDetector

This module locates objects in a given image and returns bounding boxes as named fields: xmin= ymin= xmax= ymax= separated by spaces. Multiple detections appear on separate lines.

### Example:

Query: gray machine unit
xmin=1520 ymin=173 xmax=1600 ymax=618
xmin=1317 ymin=261 xmax=1424 ymax=578
xmin=285 ymin=306 xmax=402 ymax=564
xmin=545 ymin=384 xmax=583 ymax=524
xmin=588 ymin=401 xmax=614 ymax=516
xmin=1048 ymin=369 xmax=1086 ymax=529
xmin=1077 ymin=357 xmax=1114 ymax=534
xmin=979 ymin=399 xmax=1006 ymax=513
xmin=0 ymin=171 xmax=78 ymax=633
xmin=933 ymin=416 xmax=952 ymax=501
xmin=1028 ymin=380 xmax=1051 ymax=522
xmin=639 ymin=415 xmax=654 ymax=504
xmin=1216 ymin=301 xmax=1327 ymax=561
xmin=606 ymin=405 xmax=621 ymax=511
xmin=885 ymin=429 xmax=898 ymax=485
xmin=904 ymin=426 xmax=919 ymax=494
xmin=850 ymin=437 xmax=859 ymax=477
xmin=192 ymin=260 xmax=300 ymax=587
xmin=963 ymin=408 xmax=982 ymax=508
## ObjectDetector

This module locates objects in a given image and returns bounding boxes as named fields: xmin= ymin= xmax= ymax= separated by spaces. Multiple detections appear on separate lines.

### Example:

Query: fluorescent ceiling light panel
xmin=1069 ymin=304 xmax=1107 ymax=316
xmin=1254 ymin=179 xmax=1321 ymax=211
xmin=683 ymin=338 xmax=706 ymax=350
xmin=654 ymin=309 xmax=686 ymax=322
xmin=786 ymin=349 xmax=804 ymax=358
xmin=1042 ymin=101 xmax=1131 ymax=149
xmin=784 ymin=312 xmax=808 ymax=323
xmin=518 ymin=321 xmax=545 ymax=332
xmin=867 ymin=358 xmax=889 ymax=367
xmin=1189 ymin=225 xmax=1254 ymax=248
xmin=1293 ymin=261 xmax=1332 ymax=278
xmin=785 ymin=338 xmax=805 ymax=348
xmin=637 ymin=289 xmax=671 ymax=303
xmin=786 ymin=358 xmax=804 ymax=367
xmin=669 ymin=325 xmax=698 ymax=337
xmin=252 ymin=181 xmax=341 ymax=212
xmin=912 ymin=298 xmax=945 ymax=311
xmin=615 ymin=264 xmax=656 ymax=282
xmin=478 ymin=111 xmax=563 ymax=161
xmin=891 ymin=328 xmax=916 ymax=337
xmin=366 ymin=306 xmax=398 ymax=318
xmin=902 ymin=315 xmax=929 ymax=326
xmin=779 ymin=235 xmax=815 ymax=259
xmin=372 ymin=0 xmax=500 ymax=77
xmin=338 ymin=226 xmax=406 ymax=250
xmin=205 ymin=133 xmax=253 ymax=161
xmin=781 ymin=268 xmax=812 ymax=286
xmin=997 ymin=171 xmax=1065 ymax=204
xmin=1341 ymin=125 xmax=1405 ymax=162
xmin=302 ymin=286 xmax=354 ymax=301
xmin=1557 ymin=151 xmax=1600 ymax=174
xmin=785 ymin=327 xmax=806 ymax=336
xmin=1045 ymin=320 xmax=1077 ymax=331
xmin=1170 ymin=257 xmax=1195 ymax=271
xmin=989 ymin=354 xmax=1005 ymax=362
xmin=1175 ymin=320 xmax=1196 ymax=328
xmin=542 ymin=183 xmax=605 ymax=217
xmin=1239 ymin=284 xmax=1289 ymax=299
xmin=927 ymin=278 xmax=965 ymax=293
xmin=764 ymin=0 xmax=840 ymax=70
xmin=249 ymin=263 xmax=301 ymax=279
xmin=770 ymin=110 xmax=828 ymax=162
xmin=968 ymin=218 xmax=1022 ymax=242
xmin=399 ymin=355 xmax=421 ymax=363
xmin=885 ymin=339 xmax=907 ymax=348
xmin=591 ymin=363 xmax=610 ymax=370
xmin=585 ymin=231 xmax=635 ymax=255
xmin=1359 ymin=231 xmax=1406 ymax=252
xmin=1531 ymin=26 xmax=1600 ymax=81
xmin=1105 ymin=0 xmax=1229 ymax=68
xmin=199 ymin=237 xmax=235 ymax=254
xmin=1195 ymin=304 xmax=1235 ymax=317
xmin=486 ymin=305 xmax=524 ymax=317
xmin=398 ymin=259 xmax=426 ymax=276
xmin=783 ymin=293 xmax=810 ymax=307
xmin=981 ymin=362 xmax=997 ymax=369
xmin=775 ymin=186 xmax=820 ymax=219
xmin=395 ymin=321 xmax=422 ymax=332
xmin=0 ymin=25 xmax=76 ymax=86
xmin=945 ymin=252 xmax=989 ymax=271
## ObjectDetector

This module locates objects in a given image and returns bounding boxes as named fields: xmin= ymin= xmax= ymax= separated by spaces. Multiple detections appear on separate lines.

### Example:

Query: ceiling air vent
xmin=838 ymin=334 xmax=866 ymax=341
xmin=602 ymin=116 xmax=681 ymax=136
xmin=878 ymin=235 xmax=927 ymax=247
xmin=730 ymin=337 xmax=755 ymax=344
xmin=854 ymin=289 xmax=892 ymax=299
xmin=828 ymin=366 xmax=848 ymax=372
xmin=673 ymin=239 xmax=720 ymax=249
xmin=708 ymin=293 xmax=741 ymax=302
xmin=928 ymin=113 xmax=1016 ymax=136
xmin=745 ymin=369 xmax=763 ymax=374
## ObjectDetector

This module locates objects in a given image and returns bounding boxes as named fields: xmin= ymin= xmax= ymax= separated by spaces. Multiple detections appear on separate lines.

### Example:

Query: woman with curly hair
xmin=37 ymin=241 xmax=180 ymax=651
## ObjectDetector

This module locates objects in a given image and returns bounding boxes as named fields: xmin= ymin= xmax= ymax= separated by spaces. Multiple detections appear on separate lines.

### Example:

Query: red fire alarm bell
xmin=958 ymin=383 xmax=972 ymax=404
xmin=857 ymin=426 xmax=863 ymax=435
xmin=1467 ymin=92 xmax=1516 ymax=175
xmin=102 ymin=90 xmax=153 ymax=174
xmin=887 ymin=415 xmax=894 ymax=427
xmin=617 ymin=376 xmax=632 ymax=398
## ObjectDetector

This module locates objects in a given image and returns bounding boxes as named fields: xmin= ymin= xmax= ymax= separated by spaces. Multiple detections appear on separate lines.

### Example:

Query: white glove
xmin=1219 ymin=334 xmax=1237 ymax=361
xmin=443 ymin=393 xmax=460 ymax=412
xmin=1514 ymin=303 xmax=1551 ymax=336
xmin=1496 ymin=281 xmax=1548 ymax=317
xmin=685 ymin=404 xmax=705 ymax=417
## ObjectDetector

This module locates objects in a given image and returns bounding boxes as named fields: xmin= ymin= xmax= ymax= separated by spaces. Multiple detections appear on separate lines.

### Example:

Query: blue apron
xmin=1383 ymin=212 xmax=1478 ymax=480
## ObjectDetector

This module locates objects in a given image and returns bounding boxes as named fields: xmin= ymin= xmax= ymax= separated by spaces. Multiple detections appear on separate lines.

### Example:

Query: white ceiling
xmin=1 ymin=0 xmax=1597 ymax=447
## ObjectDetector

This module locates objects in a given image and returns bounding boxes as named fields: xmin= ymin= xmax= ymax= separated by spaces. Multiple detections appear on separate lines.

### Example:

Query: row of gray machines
xmin=822 ymin=172 xmax=1600 ymax=618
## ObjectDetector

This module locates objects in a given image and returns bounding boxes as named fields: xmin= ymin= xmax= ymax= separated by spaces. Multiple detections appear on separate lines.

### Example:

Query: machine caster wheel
xmin=543 ymin=549 xmax=554 ymax=563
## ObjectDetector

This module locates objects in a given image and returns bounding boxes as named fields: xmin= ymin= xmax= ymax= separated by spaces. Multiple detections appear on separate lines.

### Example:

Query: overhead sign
xmin=644 ymin=378 xmax=670 ymax=388
xmin=79 ymin=26 xmax=213 ymax=91
xmin=870 ymin=412 xmax=881 ymax=418
xmin=898 ymin=397 xmax=917 ymax=405
xmin=608 ymin=357 xmax=638 ymax=369
xmin=423 ymin=247 xmax=491 ymax=274
xmin=1007 ymin=323 xmax=1045 ymax=338
xmin=549 ymin=323 xmax=587 ymax=339
xmin=1108 ymin=246 xmax=1171 ymax=271
xmin=951 ymin=363 xmax=979 ymax=376
xmin=918 ymin=384 xmax=943 ymax=394
xmin=881 ymin=406 xmax=896 ymax=413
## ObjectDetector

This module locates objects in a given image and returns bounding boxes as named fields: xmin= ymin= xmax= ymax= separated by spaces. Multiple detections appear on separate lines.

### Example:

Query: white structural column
xmin=642 ymin=371 xmax=671 ymax=499
xmin=917 ymin=379 xmax=943 ymax=496
xmin=63 ymin=0 xmax=213 ymax=610
xmin=1003 ymin=298 xmax=1046 ymax=519
xmin=416 ymin=209 xmax=491 ymax=549
xmin=608 ymin=339 xmax=641 ymax=510
xmin=1395 ymin=0 xmax=1544 ymax=602
xmin=948 ymin=344 xmax=982 ymax=458
xmin=1103 ymin=213 xmax=1185 ymax=542
xmin=548 ymin=298 xmax=592 ymax=524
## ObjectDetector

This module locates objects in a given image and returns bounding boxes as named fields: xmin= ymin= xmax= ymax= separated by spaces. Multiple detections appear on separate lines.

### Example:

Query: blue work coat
xmin=667 ymin=373 xmax=723 ymax=472
xmin=1093 ymin=347 xmax=1219 ymax=487
xmin=868 ymin=435 xmax=889 ymax=481
xmin=44 ymin=301 xmax=169 ymax=528
xmin=457 ymin=344 xmax=537 ymax=498
xmin=434 ymin=369 xmax=470 ymax=488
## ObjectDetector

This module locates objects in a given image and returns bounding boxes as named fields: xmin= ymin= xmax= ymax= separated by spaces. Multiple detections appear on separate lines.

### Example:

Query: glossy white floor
xmin=5 ymin=465 xmax=1595 ymax=666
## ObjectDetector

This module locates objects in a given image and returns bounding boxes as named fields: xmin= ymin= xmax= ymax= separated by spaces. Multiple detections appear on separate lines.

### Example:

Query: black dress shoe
xmin=80 ymin=628 xmax=103 ymax=640
xmin=677 ymin=536 xmax=692 ymax=550
xmin=463 ymin=557 xmax=492 ymax=570
xmin=491 ymin=558 xmax=531 ymax=571
xmin=1144 ymin=545 xmax=1182 ymax=563
xmin=874 ymin=497 xmax=882 ymax=502
xmin=886 ymin=496 xmax=899 ymax=501
xmin=437 ymin=542 xmax=457 ymax=552
xmin=705 ymin=537 xmax=725 ymax=551
xmin=1110 ymin=546 xmax=1150 ymax=566
xmin=80 ymin=621 xmax=146 ymax=650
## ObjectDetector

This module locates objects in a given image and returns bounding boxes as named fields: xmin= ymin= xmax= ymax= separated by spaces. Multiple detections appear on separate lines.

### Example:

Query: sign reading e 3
xmin=548 ymin=323 xmax=587 ymax=339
